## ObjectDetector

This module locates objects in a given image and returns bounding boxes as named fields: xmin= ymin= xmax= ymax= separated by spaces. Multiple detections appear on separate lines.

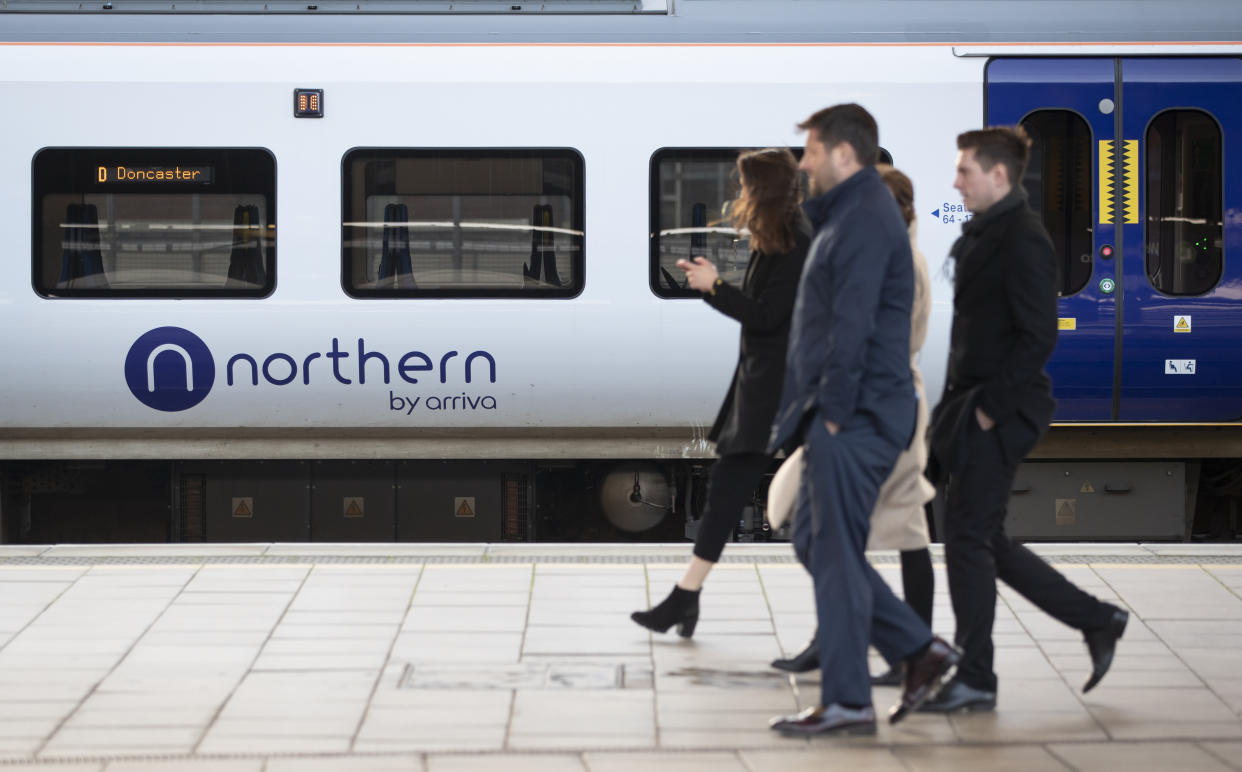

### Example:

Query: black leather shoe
xmin=771 ymin=636 xmax=818 ymax=673
xmin=871 ymin=665 xmax=903 ymax=687
xmin=889 ymin=636 xmax=961 ymax=724
xmin=916 ymin=679 xmax=997 ymax=713
xmin=631 ymin=585 xmax=700 ymax=638
xmin=1082 ymin=606 xmax=1128 ymax=693
xmin=769 ymin=704 xmax=876 ymax=736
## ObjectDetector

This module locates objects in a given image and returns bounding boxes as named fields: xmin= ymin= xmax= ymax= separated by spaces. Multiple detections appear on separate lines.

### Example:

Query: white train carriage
xmin=0 ymin=0 xmax=1239 ymax=543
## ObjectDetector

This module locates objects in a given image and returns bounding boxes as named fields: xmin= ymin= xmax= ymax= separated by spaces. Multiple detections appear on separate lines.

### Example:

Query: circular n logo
xmin=124 ymin=327 xmax=215 ymax=411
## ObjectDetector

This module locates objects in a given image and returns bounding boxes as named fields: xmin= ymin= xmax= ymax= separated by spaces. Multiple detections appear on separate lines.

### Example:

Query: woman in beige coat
xmin=771 ymin=166 xmax=935 ymax=684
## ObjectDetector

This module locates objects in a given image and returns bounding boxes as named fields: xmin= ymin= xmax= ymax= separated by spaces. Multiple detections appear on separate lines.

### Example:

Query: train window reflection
xmin=341 ymin=149 xmax=584 ymax=298
xmin=1146 ymin=110 xmax=1223 ymax=296
xmin=653 ymin=150 xmax=750 ymax=299
xmin=1020 ymin=110 xmax=1093 ymax=297
xmin=651 ymin=148 xmax=809 ymax=298
xmin=32 ymin=148 xmax=275 ymax=298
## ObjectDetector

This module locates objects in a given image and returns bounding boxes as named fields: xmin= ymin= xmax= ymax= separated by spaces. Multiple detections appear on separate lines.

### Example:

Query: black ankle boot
xmin=771 ymin=633 xmax=819 ymax=673
xmin=631 ymin=585 xmax=700 ymax=638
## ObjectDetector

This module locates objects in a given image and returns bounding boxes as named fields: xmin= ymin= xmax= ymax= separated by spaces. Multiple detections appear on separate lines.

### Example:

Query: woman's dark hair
xmin=730 ymin=147 xmax=803 ymax=255
xmin=878 ymin=164 xmax=915 ymax=227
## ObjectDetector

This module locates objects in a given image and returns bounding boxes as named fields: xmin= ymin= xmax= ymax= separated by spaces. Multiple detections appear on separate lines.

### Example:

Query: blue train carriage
xmin=986 ymin=53 xmax=1242 ymax=540
xmin=0 ymin=0 xmax=1239 ymax=545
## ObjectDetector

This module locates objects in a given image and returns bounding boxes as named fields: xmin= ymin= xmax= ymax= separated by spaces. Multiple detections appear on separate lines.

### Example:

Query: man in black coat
xmin=922 ymin=127 xmax=1129 ymax=713
xmin=767 ymin=104 xmax=958 ymax=737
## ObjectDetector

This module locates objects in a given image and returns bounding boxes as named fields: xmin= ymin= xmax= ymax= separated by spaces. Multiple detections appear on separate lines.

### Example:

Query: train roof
xmin=2 ymin=0 xmax=1242 ymax=45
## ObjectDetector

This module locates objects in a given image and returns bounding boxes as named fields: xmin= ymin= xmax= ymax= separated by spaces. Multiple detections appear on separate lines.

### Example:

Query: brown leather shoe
xmin=769 ymin=704 xmax=877 ymax=736
xmin=889 ymin=636 xmax=961 ymax=724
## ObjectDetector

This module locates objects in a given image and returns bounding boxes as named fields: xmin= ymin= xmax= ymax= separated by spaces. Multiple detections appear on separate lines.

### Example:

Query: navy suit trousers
xmin=792 ymin=418 xmax=932 ymax=707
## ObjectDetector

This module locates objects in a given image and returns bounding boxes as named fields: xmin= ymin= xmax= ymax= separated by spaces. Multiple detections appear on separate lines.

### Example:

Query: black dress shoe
xmin=1082 ymin=606 xmax=1129 ymax=693
xmin=771 ymin=636 xmax=818 ymax=673
xmin=889 ymin=636 xmax=961 ymax=724
xmin=769 ymin=704 xmax=876 ymax=736
xmin=916 ymin=679 xmax=997 ymax=713
xmin=631 ymin=585 xmax=700 ymax=638
xmin=871 ymin=665 xmax=903 ymax=687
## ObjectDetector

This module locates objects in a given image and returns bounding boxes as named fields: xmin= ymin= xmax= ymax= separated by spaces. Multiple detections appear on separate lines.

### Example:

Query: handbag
xmin=765 ymin=445 xmax=803 ymax=530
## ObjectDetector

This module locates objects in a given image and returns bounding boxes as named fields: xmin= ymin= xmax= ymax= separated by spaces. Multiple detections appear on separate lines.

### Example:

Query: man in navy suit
xmin=767 ymin=104 xmax=959 ymax=737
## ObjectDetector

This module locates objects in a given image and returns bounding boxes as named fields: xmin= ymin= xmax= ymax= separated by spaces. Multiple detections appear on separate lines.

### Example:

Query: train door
xmin=986 ymin=58 xmax=1117 ymax=420
xmin=987 ymin=57 xmax=1242 ymax=422
xmin=1118 ymin=58 xmax=1242 ymax=420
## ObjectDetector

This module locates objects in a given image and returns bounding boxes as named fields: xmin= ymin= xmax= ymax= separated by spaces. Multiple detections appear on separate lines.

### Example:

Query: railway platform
xmin=0 ymin=542 xmax=1240 ymax=771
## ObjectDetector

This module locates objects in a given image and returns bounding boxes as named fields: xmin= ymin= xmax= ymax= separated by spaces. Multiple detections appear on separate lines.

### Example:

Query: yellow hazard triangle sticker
xmin=456 ymin=500 xmax=475 ymax=518
xmin=1080 ymin=482 xmax=1095 ymax=493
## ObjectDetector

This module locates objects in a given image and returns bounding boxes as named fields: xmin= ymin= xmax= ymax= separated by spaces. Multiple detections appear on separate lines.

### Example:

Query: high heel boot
xmin=771 ymin=631 xmax=819 ymax=673
xmin=631 ymin=585 xmax=700 ymax=638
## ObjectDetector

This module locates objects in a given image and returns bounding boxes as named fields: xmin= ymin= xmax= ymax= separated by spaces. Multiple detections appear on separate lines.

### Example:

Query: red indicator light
xmin=1099 ymin=244 xmax=1114 ymax=259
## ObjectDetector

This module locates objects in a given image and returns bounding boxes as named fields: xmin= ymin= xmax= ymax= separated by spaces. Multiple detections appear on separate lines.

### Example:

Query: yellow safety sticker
xmin=1055 ymin=498 xmax=1077 ymax=526
xmin=455 ymin=497 xmax=476 ymax=518
xmin=232 ymin=497 xmax=253 ymax=518
xmin=1058 ymin=318 xmax=1077 ymax=331
xmin=344 ymin=498 xmax=364 ymax=518
xmin=1174 ymin=315 xmax=1191 ymax=333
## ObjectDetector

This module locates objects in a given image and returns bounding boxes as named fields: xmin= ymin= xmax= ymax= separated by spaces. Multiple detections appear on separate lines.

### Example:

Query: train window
xmin=1145 ymin=110 xmax=1223 ymax=296
xmin=341 ymin=149 xmax=584 ymax=298
xmin=651 ymin=147 xmax=815 ymax=298
xmin=32 ymin=148 xmax=275 ymax=298
xmin=1020 ymin=111 xmax=1093 ymax=297
xmin=652 ymin=149 xmax=752 ymax=298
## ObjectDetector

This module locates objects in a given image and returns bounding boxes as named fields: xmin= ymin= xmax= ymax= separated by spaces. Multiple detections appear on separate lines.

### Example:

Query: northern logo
xmin=124 ymin=326 xmax=216 ymax=412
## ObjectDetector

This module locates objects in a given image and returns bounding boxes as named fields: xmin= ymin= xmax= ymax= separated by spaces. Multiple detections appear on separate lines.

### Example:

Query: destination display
xmin=96 ymin=165 xmax=214 ymax=184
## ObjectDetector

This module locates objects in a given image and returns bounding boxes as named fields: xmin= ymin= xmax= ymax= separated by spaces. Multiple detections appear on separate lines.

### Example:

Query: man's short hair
xmin=957 ymin=126 xmax=1032 ymax=188
xmin=797 ymin=103 xmax=879 ymax=167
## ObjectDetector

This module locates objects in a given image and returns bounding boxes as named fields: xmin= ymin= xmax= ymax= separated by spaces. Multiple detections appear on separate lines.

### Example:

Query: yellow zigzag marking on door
xmin=1122 ymin=139 xmax=1139 ymax=224
xmin=1098 ymin=140 xmax=1115 ymax=225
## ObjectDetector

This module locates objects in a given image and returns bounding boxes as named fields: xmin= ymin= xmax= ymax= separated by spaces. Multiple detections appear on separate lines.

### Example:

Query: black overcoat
xmin=768 ymin=166 xmax=917 ymax=457
xmin=707 ymin=226 xmax=811 ymax=456
xmin=928 ymin=188 xmax=1058 ymax=480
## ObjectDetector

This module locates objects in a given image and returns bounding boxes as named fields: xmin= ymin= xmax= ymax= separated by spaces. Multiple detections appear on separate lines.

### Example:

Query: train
xmin=1 ymin=0 xmax=1240 ymax=545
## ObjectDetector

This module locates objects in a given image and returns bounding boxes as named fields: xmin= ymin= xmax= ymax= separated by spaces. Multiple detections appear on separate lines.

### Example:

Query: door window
xmin=1020 ymin=110 xmax=1094 ymax=297
xmin=1145 ymin=109 xmax=1223 ymax=296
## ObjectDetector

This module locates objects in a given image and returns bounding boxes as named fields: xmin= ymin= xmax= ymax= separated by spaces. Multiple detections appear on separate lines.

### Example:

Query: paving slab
xmin=0 ymin=542 xmax=1235 ymax=769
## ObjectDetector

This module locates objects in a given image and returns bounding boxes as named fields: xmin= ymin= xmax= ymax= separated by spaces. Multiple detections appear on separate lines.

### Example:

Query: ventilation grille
xmin=179 ymin=474 xmax=206 ymax=542
xmin=502 ymin=474 xmax=529 ymax=542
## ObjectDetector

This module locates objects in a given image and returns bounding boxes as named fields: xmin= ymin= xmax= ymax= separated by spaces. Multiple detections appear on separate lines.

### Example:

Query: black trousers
xmin=945 ymin=421 xmax=1112 ymax=692
xmin=693 ymin=452 xmax=770 ymax=562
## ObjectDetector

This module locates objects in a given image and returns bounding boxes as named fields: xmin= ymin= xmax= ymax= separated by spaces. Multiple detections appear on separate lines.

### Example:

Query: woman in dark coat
xmin=632 ymin=147 xmax=810 ymax=637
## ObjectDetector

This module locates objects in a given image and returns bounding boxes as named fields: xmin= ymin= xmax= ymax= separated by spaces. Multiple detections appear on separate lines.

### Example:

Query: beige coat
xmin=866 ymin=221 xmax=934 ymax=551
